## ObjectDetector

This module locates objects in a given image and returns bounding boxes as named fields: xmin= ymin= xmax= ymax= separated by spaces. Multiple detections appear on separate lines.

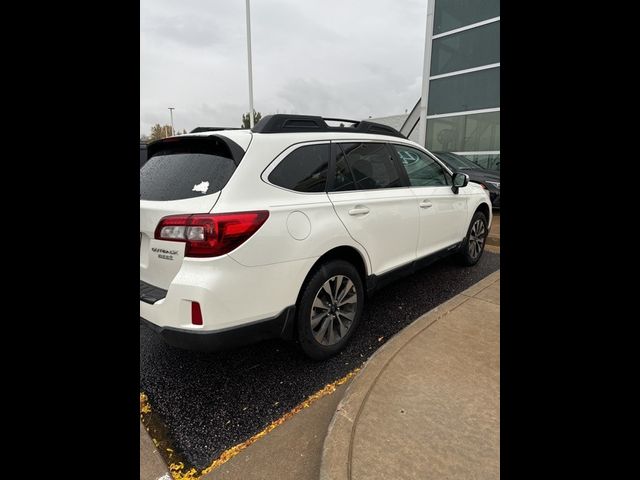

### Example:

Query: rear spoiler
xmin=147 ymin=134 xmax=246 ymax=166
xmin=190 ymin=127 xmax=245 ymax=133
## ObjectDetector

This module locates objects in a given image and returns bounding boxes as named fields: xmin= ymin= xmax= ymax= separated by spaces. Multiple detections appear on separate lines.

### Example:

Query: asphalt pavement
xmin=140 ymin=251 xmax=500 ymax=473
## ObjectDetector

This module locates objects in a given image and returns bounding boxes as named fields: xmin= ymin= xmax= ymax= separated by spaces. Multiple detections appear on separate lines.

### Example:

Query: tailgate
xmin=140 ymin=135 xmax=241 ymax=290
xmin=140 ymin=194 xmax=220 ymax=289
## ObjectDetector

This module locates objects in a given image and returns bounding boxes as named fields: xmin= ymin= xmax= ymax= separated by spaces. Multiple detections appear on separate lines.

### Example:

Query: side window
xmin=333 ymin=144 xmax=357 ymax=191
xmin=393 ymin=144 xmax=451 ymax=187
xmin=336 ymin=143 xmax=402 ymax=190
xmin=268 ymin=144 xmax=329 ymax=192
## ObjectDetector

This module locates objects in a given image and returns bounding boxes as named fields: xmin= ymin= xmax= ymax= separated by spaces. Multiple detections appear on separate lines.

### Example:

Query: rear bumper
xmin=140 ymin=306 xmax=296 ymax=352
xmin=140 ymin=254 xmax=315 ymax=331
xmin=140 ymin=280 xmax=167 ymax=304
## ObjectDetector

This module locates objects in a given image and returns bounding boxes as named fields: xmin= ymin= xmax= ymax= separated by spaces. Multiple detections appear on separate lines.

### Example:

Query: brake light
xmin=154 ymin=211 xmax=270 ymax=257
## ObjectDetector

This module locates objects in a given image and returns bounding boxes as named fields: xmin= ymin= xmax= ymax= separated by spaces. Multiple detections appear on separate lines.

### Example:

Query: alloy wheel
xmin=468 ymin=219 xmax=486 ymax=259
xmin=310 ymin=275 xmax=358 ymax=345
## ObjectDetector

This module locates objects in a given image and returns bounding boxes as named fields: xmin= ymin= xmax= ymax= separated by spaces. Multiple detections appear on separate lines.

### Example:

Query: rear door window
xmin=333 ymin=142 xmax=403 ymax=190
xmin=332 ymin=144 xmax=357 ymax=191
xmin=140 ymin=137 xmax=238 ymax=201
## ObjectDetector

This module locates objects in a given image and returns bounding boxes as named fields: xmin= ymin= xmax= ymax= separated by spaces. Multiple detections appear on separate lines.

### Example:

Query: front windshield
xmin=434 ymin=152 xmax=482 ymax=170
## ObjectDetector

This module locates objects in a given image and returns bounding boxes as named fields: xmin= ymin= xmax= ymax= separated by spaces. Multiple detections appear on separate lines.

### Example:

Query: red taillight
xmin=154 ymin=211 xmax=269 ymax=257
xmin=191 ymin=301 xmax=203 ymax=325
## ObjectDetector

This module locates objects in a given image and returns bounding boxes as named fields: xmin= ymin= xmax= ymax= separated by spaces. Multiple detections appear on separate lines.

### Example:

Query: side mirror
xmin=452 ymin=172 xmax=469 ymax=194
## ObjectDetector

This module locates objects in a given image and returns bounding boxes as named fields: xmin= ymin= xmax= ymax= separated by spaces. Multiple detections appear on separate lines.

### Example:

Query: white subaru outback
xmin=140 ymin=114 xmax=491 ymax=359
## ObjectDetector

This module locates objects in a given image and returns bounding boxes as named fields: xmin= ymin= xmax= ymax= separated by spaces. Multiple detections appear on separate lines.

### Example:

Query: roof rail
xmin=190 ymin=127 xmax=244 ymax=133
xmin=251 ymin=114 xmax=406 ymax=138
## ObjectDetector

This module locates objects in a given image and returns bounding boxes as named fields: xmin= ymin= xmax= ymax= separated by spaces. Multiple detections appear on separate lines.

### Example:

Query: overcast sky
xmin=140 ymin=0 xmax=427 ymax=136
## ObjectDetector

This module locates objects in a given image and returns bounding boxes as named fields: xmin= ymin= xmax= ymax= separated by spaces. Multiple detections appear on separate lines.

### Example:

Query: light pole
xmin=168 ymin=107 xmax=175 ymax=137
xmin=245 ymin=0 xmax=255 ymax=128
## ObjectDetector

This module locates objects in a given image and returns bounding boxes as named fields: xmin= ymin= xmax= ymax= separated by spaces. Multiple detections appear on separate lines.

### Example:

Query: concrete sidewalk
xmin=320 ymin=270 xmax=500 ymax=480
xmin=205 ymin=381 xmax=351 ymax=480
xmin=141 ymin=421 xmax=171 ymax=480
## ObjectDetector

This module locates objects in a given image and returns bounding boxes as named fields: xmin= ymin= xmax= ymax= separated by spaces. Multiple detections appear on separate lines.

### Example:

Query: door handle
xmin=419 ymin=200 xmax=433 ymax=209
xmin=348 ymin=206 xmax=370 ymax=216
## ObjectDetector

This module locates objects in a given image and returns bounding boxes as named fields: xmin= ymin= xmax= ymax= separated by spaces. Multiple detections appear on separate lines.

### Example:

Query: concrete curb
xmin=140 ymin=421 xmax=171 ymax=480
xmin=319 ymin=270 xmax=500 ymax=480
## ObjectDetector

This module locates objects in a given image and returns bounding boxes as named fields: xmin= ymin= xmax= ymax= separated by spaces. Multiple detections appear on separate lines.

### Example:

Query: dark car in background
xmin=434 ymin=152 xmax=500 ymax=208
xmin=140 ymin=143 xmax=148 ymax=168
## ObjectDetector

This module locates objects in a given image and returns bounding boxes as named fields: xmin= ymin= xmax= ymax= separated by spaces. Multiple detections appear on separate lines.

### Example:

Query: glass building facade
xmin=412 ymin=0 xmax=500 ymax=170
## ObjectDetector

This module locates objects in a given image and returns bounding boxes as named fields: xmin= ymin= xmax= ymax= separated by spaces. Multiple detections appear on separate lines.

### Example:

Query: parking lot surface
xmin=140 ymin=251 xmax=500 ymax=471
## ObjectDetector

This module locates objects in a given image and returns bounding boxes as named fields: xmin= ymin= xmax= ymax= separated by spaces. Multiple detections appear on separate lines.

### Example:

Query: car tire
xmin=457 ymin=210 xmax=489 ymax=266
xmin=296 ymin=260 xmax=364 ymax=360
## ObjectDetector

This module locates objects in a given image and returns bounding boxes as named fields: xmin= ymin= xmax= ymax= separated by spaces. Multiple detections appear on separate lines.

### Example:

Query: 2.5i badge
xmin=152 ymin=247 xmax=179 ymax=261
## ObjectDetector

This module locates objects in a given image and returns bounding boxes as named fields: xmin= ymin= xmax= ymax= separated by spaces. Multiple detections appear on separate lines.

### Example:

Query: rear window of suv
xmin=140 ymin=137 xmax=238 ymax=201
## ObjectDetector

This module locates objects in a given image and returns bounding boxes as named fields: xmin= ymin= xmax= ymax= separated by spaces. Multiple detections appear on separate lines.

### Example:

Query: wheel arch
xmin=290 ymin=245 xmax=367 ymax=323
xmin=301 ymin=245 xmax=369 ymax=293
xmin=475 ymin=201 xmax=491 ymax=224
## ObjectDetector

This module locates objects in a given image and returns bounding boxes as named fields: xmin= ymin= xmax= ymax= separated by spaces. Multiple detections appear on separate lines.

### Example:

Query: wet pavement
xmin=140 ymin=251 xmax=500 ymax=471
